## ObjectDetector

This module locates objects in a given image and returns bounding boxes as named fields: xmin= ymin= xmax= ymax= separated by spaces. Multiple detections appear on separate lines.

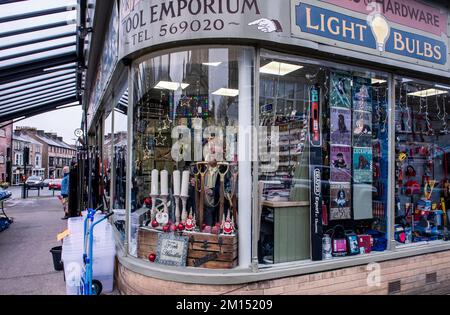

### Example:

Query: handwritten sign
xmin=156 ymin=233 xmax=189 ymax=267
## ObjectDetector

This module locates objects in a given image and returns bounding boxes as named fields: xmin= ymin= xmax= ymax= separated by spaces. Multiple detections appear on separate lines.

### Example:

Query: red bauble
xmin=202 ymin=223 xmax=207 ymax=230
xmin=178 ymin=223 xmax=185 ymax=231
xmin=148 ymin=253 xmax=156 ymax=262
xmin=151 ymin=219 xmax=159 ymax=228
xmin=163 ymin=225 xmax=170 ymax=233
xmin=211 ymin=225 xmax=220 ymax=235
xmin=144 ymin=198 xmax=152 ymax=206
xmin=170 ymin=224 xmax=178 ymax=232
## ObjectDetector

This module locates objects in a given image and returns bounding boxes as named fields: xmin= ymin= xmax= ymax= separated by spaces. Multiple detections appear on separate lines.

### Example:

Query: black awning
xmin=0 ymin=0 xmax=85 ymax=123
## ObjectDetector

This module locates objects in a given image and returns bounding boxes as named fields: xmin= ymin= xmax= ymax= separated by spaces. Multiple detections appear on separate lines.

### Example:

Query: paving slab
xmin=0 ymin=190 xmax=66 ymax=295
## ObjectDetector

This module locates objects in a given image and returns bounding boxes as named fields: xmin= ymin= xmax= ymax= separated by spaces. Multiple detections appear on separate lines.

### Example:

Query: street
xmin=0 ymin=186 xmax=66 ymax=295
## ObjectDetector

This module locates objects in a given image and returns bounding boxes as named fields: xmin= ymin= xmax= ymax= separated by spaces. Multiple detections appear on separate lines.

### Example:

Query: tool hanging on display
xmin=190 ymin=163 xmax=200 ymax=221
xmin=309 ymin=83 xmax=323 ymax=261
xmin=198 ymin=162 xmax=208 ymax=230
xmin=218 ymin=162 xmax=229 ymax=223
xmin=230 ymin=163 xmax=239 ymax=228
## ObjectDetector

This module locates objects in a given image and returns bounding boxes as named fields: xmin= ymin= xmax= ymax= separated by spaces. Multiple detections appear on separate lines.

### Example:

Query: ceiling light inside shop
xmin=407 ymin=88 xmax=447 ymax=97
xmin=154 ymin=81 xmax=189 ymax=91
xmin=260 ymin=61 xmax=303 ymax=76
xmin=371 ymin=78 xmax=386 ymax=84
xmin=212 ymin=88 xmax=239 ymax=97
xmin=202 ymin=62 xmax=222 ymax=67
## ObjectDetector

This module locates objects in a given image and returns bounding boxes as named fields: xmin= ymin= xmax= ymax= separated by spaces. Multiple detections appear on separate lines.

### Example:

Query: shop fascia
xmin=122 ymin=0 xmax=261 ymax=32
xmin=295 ymin=2 xmax=446 ymax=65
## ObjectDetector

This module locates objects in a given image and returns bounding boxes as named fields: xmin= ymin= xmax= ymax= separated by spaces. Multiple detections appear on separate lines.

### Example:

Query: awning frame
xmin=0 ymin=0 xmax=85 ymax=123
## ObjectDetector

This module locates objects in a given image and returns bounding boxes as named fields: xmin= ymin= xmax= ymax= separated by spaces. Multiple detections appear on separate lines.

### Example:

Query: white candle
xmin=151 ymin=169 xmax=159 ymax=195
xmin=160 ymin=170 xmax=169 ymax=196
xmin=181 ymin=170 xmax=190 ymax=197
xmin=173 ymin=170 xmax=181 ymax=196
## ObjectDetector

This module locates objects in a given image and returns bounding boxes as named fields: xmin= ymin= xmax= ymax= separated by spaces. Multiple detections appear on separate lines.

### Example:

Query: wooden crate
xmin=137 ymin=228 xmax=238 ymax=269
xmin=182 ymin=231 xmax=238 ymax=269
xmin=137 ymin=227 xmax=161 ymax=259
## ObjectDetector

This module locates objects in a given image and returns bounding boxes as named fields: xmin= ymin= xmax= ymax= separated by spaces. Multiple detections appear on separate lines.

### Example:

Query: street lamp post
xmin=22 ymin=146 xmax=29 ymax=199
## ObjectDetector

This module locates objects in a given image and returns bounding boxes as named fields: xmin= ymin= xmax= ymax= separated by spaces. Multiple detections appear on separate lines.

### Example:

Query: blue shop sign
xmin=294 ymin=3 xmax=447 ymax=65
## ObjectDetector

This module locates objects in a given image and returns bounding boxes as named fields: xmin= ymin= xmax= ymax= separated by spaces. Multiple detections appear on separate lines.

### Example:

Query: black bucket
xmin=50 ymin=246 xmax=63 ymax=271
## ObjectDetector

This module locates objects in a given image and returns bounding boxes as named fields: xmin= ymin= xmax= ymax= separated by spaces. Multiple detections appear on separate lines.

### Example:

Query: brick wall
xmin=0 ymin=123 xmax=12 ymax=183
xmin=116 ymin=250 xmax=450 ymax=295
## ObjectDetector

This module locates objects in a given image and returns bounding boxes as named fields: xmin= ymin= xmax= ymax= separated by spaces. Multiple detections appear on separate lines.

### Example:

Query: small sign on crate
xmin=156 ymin=233 xmax=189 ymax=267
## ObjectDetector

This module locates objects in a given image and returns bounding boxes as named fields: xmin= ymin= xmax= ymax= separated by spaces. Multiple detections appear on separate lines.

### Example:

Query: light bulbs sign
xmin=292 ymin=1 xmax=447 ymax=66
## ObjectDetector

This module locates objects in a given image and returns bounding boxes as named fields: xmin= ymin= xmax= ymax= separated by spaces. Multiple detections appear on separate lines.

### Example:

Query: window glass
xmin=395 ymin=78 xmax=450 ymax=244
xmin=103 ymin=113 xmax=113 ymax=204
xmin=130 ymin=46 xmax=254 ymax=269
xmin=258 ymin=52 xmax=390 ymax=264
xmin=112 ymin=90 xmax=129 ymax=242
xmin=113 ymin=102 xmax=128 ymax=210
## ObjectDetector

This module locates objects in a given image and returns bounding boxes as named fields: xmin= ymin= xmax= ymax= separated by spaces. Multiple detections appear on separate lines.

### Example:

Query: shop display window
xmin=395 ymin=78 xmax=450 ymax=245
xmin=130 ymin=46 xmax=254 ymax=268
xmin=103 ymin=113 xmax=113 ymax=203
xmin=112 ymin=100 xmax=128 ymax=240
xmin=257 ymin=52 xmax=390 ymax=264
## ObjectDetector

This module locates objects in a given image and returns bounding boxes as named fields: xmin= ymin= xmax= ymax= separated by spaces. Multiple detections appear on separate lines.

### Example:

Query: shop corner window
xmin=112 ymin=91 xmax=129 ymax=241
xmin=103 ymin=112 xmax=113 ymax=204
xmin=257 ymin=52 xmax=390 ymax=265
xmin=395 ymin=78 xmax=450 ymax=245
xmin=130 ymin=46 xmax=254 ymax=269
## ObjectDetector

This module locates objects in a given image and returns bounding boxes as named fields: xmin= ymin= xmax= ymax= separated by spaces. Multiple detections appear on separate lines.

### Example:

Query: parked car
xmin=43 ymin=178 xmax=53 ymax=187
xmin=25 ymin=176 xmax=44 ymax=188
xmin=49 ymin=178 xmax=62 ymax=190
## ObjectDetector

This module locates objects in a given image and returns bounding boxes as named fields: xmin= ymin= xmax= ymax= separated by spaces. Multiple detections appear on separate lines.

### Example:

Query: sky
xmin=15 ymin=106 xmax=83 ymax=145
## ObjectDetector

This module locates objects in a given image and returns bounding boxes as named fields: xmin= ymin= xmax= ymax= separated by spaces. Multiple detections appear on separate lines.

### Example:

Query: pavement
xmin=0 ymin=186 xmax=67 ymax=295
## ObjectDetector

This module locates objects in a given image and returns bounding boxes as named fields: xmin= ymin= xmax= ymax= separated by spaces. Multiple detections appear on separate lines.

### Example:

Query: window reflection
xmin=258 ymin=54 xmax=390 ymax=264
xmin=129 ymin=47 xmax=253 ymax=268
xmin=395 ymin=78 xmax=450 ymax=244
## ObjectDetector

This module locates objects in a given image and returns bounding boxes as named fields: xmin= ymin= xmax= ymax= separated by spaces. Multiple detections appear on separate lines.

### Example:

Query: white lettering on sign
xmin=119 ymin=0 xmax=263 ymax=58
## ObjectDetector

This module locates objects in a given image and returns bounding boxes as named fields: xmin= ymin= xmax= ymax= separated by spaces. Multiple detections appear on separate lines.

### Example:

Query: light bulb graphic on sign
xmin=366 ymin=2 xmax=390 ymax=52
xmin=371 ymin=14 xmax=390 ymax=52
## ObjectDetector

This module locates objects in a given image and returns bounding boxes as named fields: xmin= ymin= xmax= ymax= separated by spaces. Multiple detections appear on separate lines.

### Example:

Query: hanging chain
xmin=404 ymin=83 xmax=411 ymax=131
xmin=442 ymin=94 xmax=448 ymax=134
xmin=424 ymin=91 xmax=433 ymax=135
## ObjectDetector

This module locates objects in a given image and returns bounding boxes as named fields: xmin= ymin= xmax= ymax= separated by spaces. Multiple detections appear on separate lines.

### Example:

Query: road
xmin=0 ymin=186 xmax=66 ymax=295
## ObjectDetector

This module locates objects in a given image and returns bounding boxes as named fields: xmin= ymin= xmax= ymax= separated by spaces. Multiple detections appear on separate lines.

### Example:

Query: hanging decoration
xmin=424 ymin=91 xmax=433 ymax=136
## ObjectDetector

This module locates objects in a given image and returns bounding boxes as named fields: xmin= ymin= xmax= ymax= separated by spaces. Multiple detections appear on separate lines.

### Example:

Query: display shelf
xmin=262 ymin=200 xmax=310 ymax=208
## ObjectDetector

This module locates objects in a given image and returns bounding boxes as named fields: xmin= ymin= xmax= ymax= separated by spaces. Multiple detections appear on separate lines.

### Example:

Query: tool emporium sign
xmin=118 ymin=0 xmax=449 ymax=70
xmin=291 ymin=0 xmax=448 ymax=66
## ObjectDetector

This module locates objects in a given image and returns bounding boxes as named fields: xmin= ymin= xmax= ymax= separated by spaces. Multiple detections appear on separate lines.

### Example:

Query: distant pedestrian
xmin=60 ymin=166 xmax=70 ymax=220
